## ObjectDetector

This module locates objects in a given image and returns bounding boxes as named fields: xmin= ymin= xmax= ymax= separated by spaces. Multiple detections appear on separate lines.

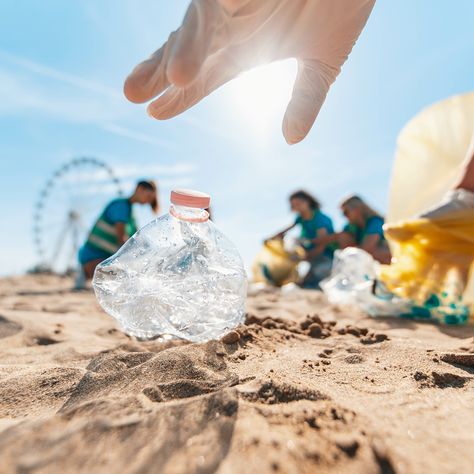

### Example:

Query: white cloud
xmin=0 ymin=67 xmax=120 ymax=122
xmin=0 ymin=50 xmax=177 ymax=149
xmin=113 ymin=162 xmax=196 ymax=178
xmin=56 ymin=161 xmax=196 ymax=185
xmin=101 ymin=123 xmax=176 ymax=150
xmin=0 ymin=50 xmax=120 ymax=99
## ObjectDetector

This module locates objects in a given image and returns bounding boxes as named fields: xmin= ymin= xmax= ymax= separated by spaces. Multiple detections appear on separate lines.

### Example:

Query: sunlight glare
xmin=223 ymin=59 xmax=297 ymax=140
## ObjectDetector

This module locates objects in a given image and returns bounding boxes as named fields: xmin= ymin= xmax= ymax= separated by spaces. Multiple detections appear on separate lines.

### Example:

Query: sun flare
xmin=224 ymin=60 xmax=297 ymax=138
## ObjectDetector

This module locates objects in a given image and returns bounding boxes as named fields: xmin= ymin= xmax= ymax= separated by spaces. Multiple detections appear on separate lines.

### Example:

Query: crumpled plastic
xmin=93 ymin=212 xmax=247 ymax=342
xmin=322 ymin=210 xmax=474 ymax=325
xmin=320 ymin=248 xmax=412 ymax=318
xmin=124 ymin=0 xmax=375 ymax=144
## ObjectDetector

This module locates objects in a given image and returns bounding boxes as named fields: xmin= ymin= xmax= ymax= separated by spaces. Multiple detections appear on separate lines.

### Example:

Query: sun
xmin=223 ymin=59 xmax=297 ymax=139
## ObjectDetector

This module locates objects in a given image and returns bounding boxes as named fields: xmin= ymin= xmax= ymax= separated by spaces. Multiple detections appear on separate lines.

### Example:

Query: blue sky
xmin=1 ymin=1 xmax=474 ymax=275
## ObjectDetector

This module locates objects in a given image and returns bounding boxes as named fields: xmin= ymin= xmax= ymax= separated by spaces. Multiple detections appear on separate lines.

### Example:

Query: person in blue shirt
xmin=339 ymin=195 xmax=391 ymax=264
xmin=314 ymin=195 xmax=391 ymax=264
xmin=267 ymin=190 xmax=335 ymax=289
xmin=78 ymin=180 xmax=158 ymax=280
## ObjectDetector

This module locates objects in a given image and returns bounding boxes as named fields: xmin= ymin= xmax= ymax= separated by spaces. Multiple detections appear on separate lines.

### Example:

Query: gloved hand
xmin=124 ymin=0 xmax=375 ymax=144
xmin=420 ymin=188 xmax=474 ymax=219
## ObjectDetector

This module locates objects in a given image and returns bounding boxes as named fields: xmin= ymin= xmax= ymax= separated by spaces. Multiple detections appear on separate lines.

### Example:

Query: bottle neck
xmin=169 ymin=203 xmax=209 ymax=223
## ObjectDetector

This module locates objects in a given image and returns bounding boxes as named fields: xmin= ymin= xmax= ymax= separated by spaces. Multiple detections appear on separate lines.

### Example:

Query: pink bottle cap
xmin=170 ymin=189 xmax=211 ymax=209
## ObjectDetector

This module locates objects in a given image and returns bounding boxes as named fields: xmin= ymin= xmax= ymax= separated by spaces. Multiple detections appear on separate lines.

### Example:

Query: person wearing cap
xmin=78 ymin=181 xmax=159 ymax=280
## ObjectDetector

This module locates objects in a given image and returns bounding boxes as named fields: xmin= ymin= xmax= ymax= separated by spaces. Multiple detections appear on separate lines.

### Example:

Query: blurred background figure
xmin=266 ymin=190 xmax=335 ymax=289
xmin=77 ymin=180 xmax=158 ymax=283
xmin=311 ymin=194 xmax=390 ymax=264
xmin=339 ymin=195 xmax=391 ymax=264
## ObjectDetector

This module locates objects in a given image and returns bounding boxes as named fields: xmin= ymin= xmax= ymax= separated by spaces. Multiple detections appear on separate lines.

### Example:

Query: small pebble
xmin=308 ymin=324 xmax=323 ymax=338
xmin=221 ymin=330 xmax=240 ymax=344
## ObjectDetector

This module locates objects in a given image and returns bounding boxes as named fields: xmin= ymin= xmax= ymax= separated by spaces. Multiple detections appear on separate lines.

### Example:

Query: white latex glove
xmin=420 ymin=189 xmax=474 ymax=219
xmin=124 ymin=0 xmax=375 ymax=144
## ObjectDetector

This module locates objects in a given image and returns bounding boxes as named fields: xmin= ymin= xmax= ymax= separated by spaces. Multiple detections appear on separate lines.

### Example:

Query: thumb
xmin=282 ymin=59 xmax=340 ymax=145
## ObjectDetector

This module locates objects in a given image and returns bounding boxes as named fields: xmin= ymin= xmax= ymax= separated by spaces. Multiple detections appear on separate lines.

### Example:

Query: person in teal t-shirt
xmin=339 ymin=195 xmax=390 ymax=263
xmin=314 ymin=195 xmax=390 ymax=264
xmin=267 ymin=190 xmax=335 ymax=289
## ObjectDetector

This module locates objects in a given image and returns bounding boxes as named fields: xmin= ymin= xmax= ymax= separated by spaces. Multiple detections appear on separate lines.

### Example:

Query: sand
xmin=0 ymin=275 xmax=473 ymax=474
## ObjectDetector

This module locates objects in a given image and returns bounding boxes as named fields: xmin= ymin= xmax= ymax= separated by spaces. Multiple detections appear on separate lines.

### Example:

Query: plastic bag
xmin=322 ymin=210 xmax=474 ymax=324
xmin=381 ymin=209 xmax=474 ymax=324
xmin=252 ymin=239 xmax=303 ymax=287
xmin=320 ymin=248 xmax=412 ymax=317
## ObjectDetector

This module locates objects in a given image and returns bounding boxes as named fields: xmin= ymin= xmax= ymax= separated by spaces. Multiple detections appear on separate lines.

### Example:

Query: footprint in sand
xmin=238 ymin=379 xmax=329 ymax=404
xmin=0 ymin=342 xmax=242 ymax=473
xmin=60 ymin=341 xmax=239 ymax=413
xmin=0 ymin=388 xmax=239 ymax=474
xmin=414 ymin=370 xmax=471 ymax=388
xmin=440 ymin=353 xmax=474 ymax=368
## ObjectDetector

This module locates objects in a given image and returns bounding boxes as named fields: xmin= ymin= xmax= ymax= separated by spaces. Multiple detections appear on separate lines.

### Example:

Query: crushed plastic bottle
xmin=93 ymin=189 xmax=247 ymax=342
xmin=321 ymin=247 xmax=414 ymax=317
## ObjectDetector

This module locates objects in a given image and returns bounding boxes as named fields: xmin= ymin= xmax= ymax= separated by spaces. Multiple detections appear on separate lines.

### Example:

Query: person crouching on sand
xmin=78 ymin=180 xmax=158 ymax=280
xmin=313 ymin=195 xmax=391 ymax=264
xmin=339 ymin=195 xmax=391 ymax=264
xmin=266 ymin=190 xmax=336 ymax=289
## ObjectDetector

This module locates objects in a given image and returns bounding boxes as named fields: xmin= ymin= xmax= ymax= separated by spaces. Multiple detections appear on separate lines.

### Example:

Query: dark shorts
xmin=301 ymin=254 xmax=333 ymax=290
xmin=78 ymin=243 xmax=112 ymax=265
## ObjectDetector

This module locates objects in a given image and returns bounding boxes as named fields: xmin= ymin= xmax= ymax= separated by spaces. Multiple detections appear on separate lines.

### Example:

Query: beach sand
xmin=0 ymin=274 xmax=473 ymax=473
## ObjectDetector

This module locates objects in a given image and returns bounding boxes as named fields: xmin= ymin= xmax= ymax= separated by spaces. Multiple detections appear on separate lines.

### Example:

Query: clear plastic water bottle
xmin=93 ymin=189 xmax=247 ymax=342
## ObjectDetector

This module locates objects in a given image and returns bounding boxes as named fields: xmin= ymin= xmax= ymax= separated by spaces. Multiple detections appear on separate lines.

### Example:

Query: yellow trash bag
xmin=252 ymin=239 xmax=303 ymax=287
xmin=388 ymin=91 xmax=474 ymax=311
xmin=380 ymin=209 xmax=474 ymax=324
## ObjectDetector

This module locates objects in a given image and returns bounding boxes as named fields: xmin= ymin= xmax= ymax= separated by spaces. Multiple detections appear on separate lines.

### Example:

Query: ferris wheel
xmin=32 ymin=157 xmax=123 ymax=274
